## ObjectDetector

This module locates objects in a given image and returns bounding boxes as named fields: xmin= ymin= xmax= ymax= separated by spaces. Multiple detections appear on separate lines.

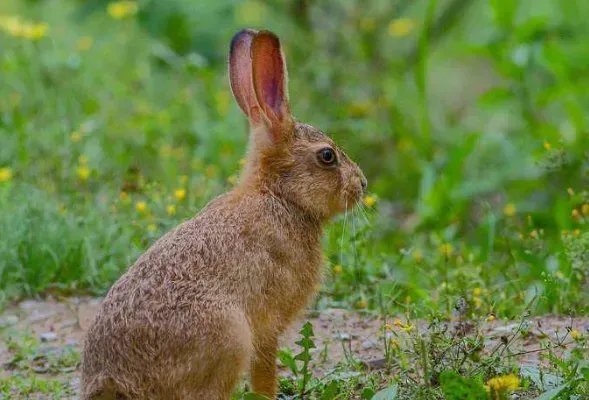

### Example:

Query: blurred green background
xmin=0 ymin=0 xmax=587 ymax=317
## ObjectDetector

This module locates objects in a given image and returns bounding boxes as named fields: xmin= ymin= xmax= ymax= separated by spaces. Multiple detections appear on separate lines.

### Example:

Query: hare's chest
xmin=252 ymin=239 xmax=323 ymax=330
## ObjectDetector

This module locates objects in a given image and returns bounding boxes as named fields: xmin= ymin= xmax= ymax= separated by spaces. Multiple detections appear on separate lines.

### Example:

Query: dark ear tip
xmin=230 ymin=29 xmax=258 ymax=54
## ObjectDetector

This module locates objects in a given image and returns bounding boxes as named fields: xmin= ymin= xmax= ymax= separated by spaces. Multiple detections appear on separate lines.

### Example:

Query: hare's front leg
xmin=251 ymin=334 xmax=278 ymax=398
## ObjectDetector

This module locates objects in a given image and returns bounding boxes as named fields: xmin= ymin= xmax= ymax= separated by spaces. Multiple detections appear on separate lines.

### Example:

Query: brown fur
xmin=81 ymin=29 xmax=366 ymax=400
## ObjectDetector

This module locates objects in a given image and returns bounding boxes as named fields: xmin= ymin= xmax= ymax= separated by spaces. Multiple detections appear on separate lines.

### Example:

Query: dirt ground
xmin=1 ymin=297 xmax=587 ymax=399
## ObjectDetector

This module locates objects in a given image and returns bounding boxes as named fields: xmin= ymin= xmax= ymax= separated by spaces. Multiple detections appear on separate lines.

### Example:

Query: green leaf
xmin=299 ymin=321 xmax=315 ymax=338
xmin=320 ymin=380 xmax=339 ymax=400
xmin=478 ymin=87 xmax=514 ymax=108
xmin=361 ymin=387 xmax=376 ymax=399
xmin=530 ymin=384 xmax=567 ymax=400
xmin=489 ymin=0 xmax=519 ymax=30
xmin=520 ymin=366 xmax=563 ymax=390
xmin=277 ymin=349 xmax=298 ymax=376
xmin=439 ymin=371 xmax=487 ymax=400
xmin=372 ymin=383 xmax=398 ymax=400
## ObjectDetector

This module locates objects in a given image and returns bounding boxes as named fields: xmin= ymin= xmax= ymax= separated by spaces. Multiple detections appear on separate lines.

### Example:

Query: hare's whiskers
xmin=356 ymin=203 xmax=371 ymax=226
xmin=351 ymin=206 xmax=358 ymax=269
xmin=340 ymin=200 xmax=349 ymax=264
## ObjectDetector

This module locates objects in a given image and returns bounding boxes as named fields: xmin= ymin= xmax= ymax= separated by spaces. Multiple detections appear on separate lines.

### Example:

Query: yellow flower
xmin=503 ymin=203 xmax=516 ymax=217
xmin=363 ymin=195 xmax=376 ymax=207
xmin=412 ymin=248 xmax=423 ymax=263
xmin=166 ymin=205 xmax=176 ymax=216
xmin=76 ymin=166 xmax=90 ymax=180
xmin=147 ymin=223 xmax=157 ymax=232
xmin=107 ymin=1 xmax=139 ymax=19
xmin=393 ymin=318 xmax=403 ymax=327
xmin=227 ymin=175 xmax=238 ymax=186
xmin=486 ymin=374 xmax=520 ymax=393
xmin=554 ymin=271 xmax=565 ymax=280
xmin=390 ymin=338 xmax=399 ymax=347
xmin=573 ymin=229 xmax=580 ymax=236
xmin=2 ymin=18 xmax=48 ymax=40
xmin=487 ymin=315 xmax=496 ymax=322
xmin=120 ymin=191 xmax=128 ymax=200
xmin=543 ymin=141 xmax=551 ymax=151
xmin=473 ymin=287 xmax=483 ymax=297
xmin=388 ymin=18 xmax=415 ymax=37
xmin=239 ymin=158 xmax=247 ymax=167
xmin=26 ymin=23 xmax=48 ymax=40
xmin=333 ymin=264 xmax=343 ymax=274
xmin=0 ymin=167 xmax=13 ymax=182
xmin=473 ymin=297 xmax=483 ymax=308
xmin=572 ymin=209 xmax=580 ymax=218
xmin=77 ymin=36 xmax=94 ymax=51
xmin=70 ymin=131 xmax=82 ymax=142
xmin=571 ymin=329 xmax=580 ymax=340
xmin=205 ymin=165 xmax=217 ymax=178
xmin=582 ymin=204 xmax=589 ymax=216
xmin=529 ymin=230 xmax=538 ymax=239
xmin=174 ymin=189 xmax=186 ymax=201
xmin=438 ymin=243 xmax=454 ymax=257
xmin=136 ymin=201 xmax=147 ymax=213
xmin=347 ymin=100 xmax=372 ymax=118
xmin=357 ymin=299 xmax=367 ymax=308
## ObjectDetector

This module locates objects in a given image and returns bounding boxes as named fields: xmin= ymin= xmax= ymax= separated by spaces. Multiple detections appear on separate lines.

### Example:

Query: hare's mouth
xmin=342 ymin=186 xmax=363 ymax=210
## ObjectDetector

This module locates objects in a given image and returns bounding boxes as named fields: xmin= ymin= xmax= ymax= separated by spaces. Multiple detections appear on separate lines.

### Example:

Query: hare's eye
xmin=318 ymin=147 xmax=337 ymax=166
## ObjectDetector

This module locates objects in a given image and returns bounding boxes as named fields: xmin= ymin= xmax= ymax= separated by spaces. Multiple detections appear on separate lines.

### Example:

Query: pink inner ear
xmin=229 ymin=29 xmax=258 ymax=118
xmin=263 ymin=79 xmax=281 ymax=113
xmin=251 ymin=31 xmax=290 ymax=123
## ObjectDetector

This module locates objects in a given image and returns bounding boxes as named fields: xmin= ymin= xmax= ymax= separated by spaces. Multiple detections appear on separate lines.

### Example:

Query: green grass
xmin=0 ymin=0 xmax=588 ymax=398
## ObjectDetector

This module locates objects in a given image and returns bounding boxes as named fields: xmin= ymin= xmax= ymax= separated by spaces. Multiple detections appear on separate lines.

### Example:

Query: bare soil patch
xmin=1 ymin=298 xmax=587 ymax=399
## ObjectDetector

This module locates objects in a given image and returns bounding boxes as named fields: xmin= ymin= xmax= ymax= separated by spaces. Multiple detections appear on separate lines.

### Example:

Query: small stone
xmin=360 ymin=339 xmax=377 ymax=350
xmin=20 ymin=300 xmax=41 ymax=309
xmin=40 ymin=332 xmax=58 ymax=342
xmin=60 ymin=319 xmax=78 ymax=328
xmin=335 ymin=333 xmax=351 ymax=341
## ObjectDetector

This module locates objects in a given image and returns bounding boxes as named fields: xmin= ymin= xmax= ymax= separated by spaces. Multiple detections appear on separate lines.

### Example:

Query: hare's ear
xmin=251 ymin=31 xmax=292 ymax=130
xmin=229 ymin=29 xmax=259 ymax=119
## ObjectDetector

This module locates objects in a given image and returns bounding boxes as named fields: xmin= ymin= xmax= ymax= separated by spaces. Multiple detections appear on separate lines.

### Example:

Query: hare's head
xmin=229 ymin=29 xmax=366 ymax=221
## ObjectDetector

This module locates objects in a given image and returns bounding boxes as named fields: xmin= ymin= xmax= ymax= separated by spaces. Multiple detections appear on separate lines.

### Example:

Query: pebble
xmin=40 ymin=332 xmax=59 ymax=342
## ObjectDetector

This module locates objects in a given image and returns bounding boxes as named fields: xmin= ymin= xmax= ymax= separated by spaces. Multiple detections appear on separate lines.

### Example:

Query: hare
xmin=81 ymin=29 xmax=367 ymax=400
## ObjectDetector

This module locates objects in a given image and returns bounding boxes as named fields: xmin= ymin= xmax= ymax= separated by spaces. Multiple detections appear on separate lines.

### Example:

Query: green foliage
xmin=278 ymin=321 xmax=317 ymax=396
xmin=372 ymin=383 xmax=399 ymax=400
xmin=0 ymin=1 xmax=588 ymax=397
xmin=439 ymin=371 xmax=487 ymax=400
xmin=0 ymin=0 xmax=587 ymax=317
